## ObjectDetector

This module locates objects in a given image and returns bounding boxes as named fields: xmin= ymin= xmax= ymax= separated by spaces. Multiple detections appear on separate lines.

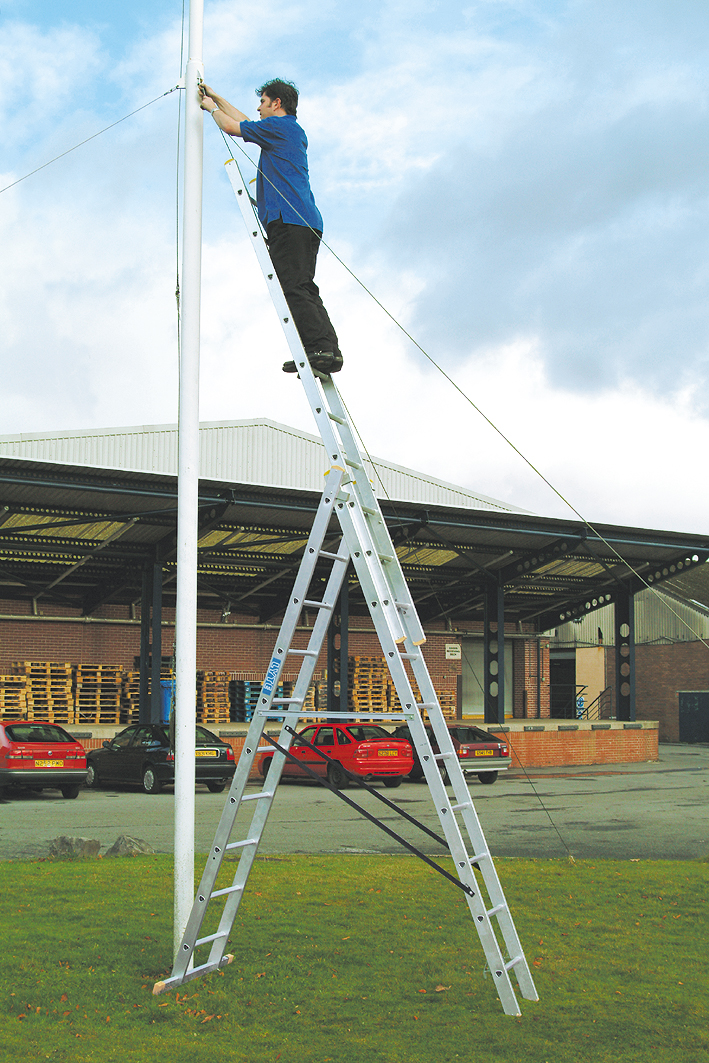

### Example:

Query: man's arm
xmin=199 ymin=84 xmax=250 ymax=137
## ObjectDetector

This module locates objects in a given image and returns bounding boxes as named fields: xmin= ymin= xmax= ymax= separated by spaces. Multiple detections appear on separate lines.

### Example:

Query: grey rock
xmin=49 ymin=835 xmax=101 ymax=859
xmin=105 ymin=834 xmax=155 ymax=857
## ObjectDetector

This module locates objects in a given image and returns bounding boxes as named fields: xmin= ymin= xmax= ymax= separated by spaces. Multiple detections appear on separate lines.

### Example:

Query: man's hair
xmin=256 ymin=79 xmax=299 ymax=116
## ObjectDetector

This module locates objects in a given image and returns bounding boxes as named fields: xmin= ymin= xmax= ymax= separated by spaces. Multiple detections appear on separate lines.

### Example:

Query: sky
xmin=2 ymin=0 xmax=709 ymax=534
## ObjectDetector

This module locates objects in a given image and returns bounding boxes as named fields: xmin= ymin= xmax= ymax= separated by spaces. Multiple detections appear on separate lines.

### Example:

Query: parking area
xmin=1 ymin=744 xmax=707 ymax=862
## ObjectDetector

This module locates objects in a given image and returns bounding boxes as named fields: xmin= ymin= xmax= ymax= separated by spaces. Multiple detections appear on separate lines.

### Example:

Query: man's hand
xmin=196 ymin=85 xmax=250 ymax=136
xmin=199 ymin=84 xmax=217 ymax=112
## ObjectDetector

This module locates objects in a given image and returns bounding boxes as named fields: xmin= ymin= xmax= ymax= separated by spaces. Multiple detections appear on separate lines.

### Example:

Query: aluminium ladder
xmin=153 ymin=157 xmax=538 ymax=1015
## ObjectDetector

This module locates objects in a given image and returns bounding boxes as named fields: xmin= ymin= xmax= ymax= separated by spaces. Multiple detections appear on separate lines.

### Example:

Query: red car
xmin=0 ymin=721 xmax=87 ymax=799
xmin=259 ymin=722 xmax=414 ymax=789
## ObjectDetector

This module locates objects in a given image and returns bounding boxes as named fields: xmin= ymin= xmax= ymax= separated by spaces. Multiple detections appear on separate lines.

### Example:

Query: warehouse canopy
xmin=1 ymin=453 xmax=708 ymax=631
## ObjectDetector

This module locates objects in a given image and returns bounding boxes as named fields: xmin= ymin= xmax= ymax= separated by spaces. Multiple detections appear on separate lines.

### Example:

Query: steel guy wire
xmin=217 ymin=126 xmax=709 ymax=650
xmin=0 ymin=87 xmax=183 ymax=197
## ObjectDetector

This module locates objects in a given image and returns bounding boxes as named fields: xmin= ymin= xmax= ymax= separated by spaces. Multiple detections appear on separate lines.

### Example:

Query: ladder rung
xmin=327 ymin=412 xmax=346 ymax=425
xmin=451 ymin=801 xmax=473 ymax=812
xmin=240 ymin=791 xmax=275 ymax=803
xmin=487 ymin=903 xmax=507 ymax=919
xmin=470 ymin=851 xmax=490 ymax=864
xmin=395 ymin=600 xmax=410 ymax=609
xmin=211 ymin=884 xmax=245 ymax=899
xmin=319 ymin=550 xmax=348 ymax=561
xmin=417 ymin=702 xmax=437 ymax=710
xmin=287 ymin=648 xmax=318 ymax=657
xmin=195 ymin=930 xmax=229 ymax=947
xmin=505 ymin=955 xmax=524 ymax=972
xmin=345 ymin=458 xmax=363 ymax=469
xmin=303 ymin=599 xmax=334 ymax=610
xmin=398 ymin=653 xmax=420 ymax=661
xmin=434 ymin=752 xmax=454 ymax=761
xmin=271 ymin=697 xmax=303 ymax=705
xmin=225 ymin=838 xmax=259 ymax=850
xmin=378 ymin=553 xmax=395 ymax=562
xmin=362 ymin=506 xmax=377 ymax=516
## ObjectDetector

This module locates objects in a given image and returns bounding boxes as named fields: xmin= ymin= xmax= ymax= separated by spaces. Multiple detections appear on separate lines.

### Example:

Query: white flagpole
xmin=174 ymin=0 xmax=204 ymax=957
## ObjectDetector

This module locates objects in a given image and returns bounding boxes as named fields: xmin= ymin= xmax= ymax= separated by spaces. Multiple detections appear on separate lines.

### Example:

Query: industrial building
xmin=0 ymin=419 xmax=707 ymax=754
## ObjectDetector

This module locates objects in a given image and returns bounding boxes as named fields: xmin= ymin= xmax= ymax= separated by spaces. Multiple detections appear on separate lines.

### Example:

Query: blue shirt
xmin=239 ymin=115 xmax=324 ymax=232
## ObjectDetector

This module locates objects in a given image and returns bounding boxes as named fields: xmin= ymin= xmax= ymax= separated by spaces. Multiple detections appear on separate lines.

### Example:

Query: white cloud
xmin=3 ymin=1 xmax=709 ymax=541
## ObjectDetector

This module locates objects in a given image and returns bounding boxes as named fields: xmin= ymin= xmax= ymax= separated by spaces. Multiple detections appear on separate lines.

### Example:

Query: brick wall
xmin=634 ymin=642 xmax=709 ymax=742
xmin=0 ymin=600 xmax=460 ymax=689
xmin=496 ymin=722 xmax=658 ymax=768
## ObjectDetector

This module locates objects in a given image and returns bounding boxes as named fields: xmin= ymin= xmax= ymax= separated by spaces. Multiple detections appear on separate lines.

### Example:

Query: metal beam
xmin=530 ymin=550 xmax=709 ymax=632
xmin=327 ymin=575 xmax=349 ymax=716
xmin=484 ymin=578 xmax=505 ymax=725
xmin=497 ymin=536 xmax=585 ymax=587
xmin=614 ymin=586 xmax=635 ymax=721
xmin=139 ymin=567 xmax=151 ymax=725
xmin=151 ymin=556 xmax=164 ymax=724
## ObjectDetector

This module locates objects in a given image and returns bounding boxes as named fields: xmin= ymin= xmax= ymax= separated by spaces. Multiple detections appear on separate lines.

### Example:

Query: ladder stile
xmin=154 ymin=156 xmax=538 ymax=1016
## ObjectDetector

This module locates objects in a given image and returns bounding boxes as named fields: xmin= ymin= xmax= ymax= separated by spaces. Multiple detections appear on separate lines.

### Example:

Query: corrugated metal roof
xmin=0 ymin=453 xmax=708 ymax=626
xmin=550 ymin=584 xmax=709 ymax=645
xmin=0 ymin=419 xmax=528 ymax=515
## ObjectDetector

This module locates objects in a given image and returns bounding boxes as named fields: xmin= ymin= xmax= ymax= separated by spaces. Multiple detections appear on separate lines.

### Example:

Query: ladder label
xmin=262 ymin=655 xmax=282 ymax=697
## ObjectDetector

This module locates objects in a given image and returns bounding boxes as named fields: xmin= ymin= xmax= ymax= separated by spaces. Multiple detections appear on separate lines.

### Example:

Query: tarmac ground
xmin=1 ymin=743 xmax=707 ymax=862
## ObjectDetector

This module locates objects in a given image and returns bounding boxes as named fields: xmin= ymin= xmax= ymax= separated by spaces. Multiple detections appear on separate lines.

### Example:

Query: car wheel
xmin=85 ymin=763 xmax=101 ymax=788
xmin=326 ymin=762 xmax=349 ymax=790
xmin=383 ymin=777 xmax=403 ymax=789
xmin=61 ymin=784 xmax=80 ymax=799
xmin=260 ymin=757 xmax=272 ymax=778
xmin=207 ymin=781 xmax=226 ymax=793
xmin=439 ymin=766 xmax=450 ymax=785
xmin=142 ymin=766 xmax=162 ymax=794
xmin=478 ymin=771 xmax=498 ymax=785
xmin=408 ymin=764 xmax=424 ymax=782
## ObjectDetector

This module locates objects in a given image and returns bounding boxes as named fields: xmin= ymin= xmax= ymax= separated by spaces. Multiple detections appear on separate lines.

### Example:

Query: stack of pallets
xmin=74 ymin=664 xmax=123 ymax=725
xmin=196 ymin=670 xmax=231 ymax=725
xmin=348 ymin=656 xmax=390 ymax=715
xmin=120 ymin=671 xmax=141 ymax=723
xmin=0 ymin=675 xmax=29 ymax=720
xmin=434 ymin=679 xmax=458 ymax=721
xmin=388 ymin=674 xmax=455 ymax=720
xmin=12 ymin=662 xmax=74 ymax=724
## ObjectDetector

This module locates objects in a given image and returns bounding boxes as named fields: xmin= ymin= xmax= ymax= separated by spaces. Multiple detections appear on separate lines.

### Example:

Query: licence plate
xmin=34 ymin=759 xmax=64 ymax=768
xmin=378 ymin=749 xmax=397 ymax=757
xmin=474 ymin=750 xmax=494 ymax=756
xmin=196 ymin=750 xmax=218 ymax=758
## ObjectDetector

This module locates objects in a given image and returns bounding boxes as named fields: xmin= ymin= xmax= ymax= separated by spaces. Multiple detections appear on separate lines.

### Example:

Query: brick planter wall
xmin=486 ymin=720 xmax=658 ymax=768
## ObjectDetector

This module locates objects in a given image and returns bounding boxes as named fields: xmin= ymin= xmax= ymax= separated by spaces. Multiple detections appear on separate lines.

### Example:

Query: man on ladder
xmin=200 ymin=78 xmax=343 ymax=375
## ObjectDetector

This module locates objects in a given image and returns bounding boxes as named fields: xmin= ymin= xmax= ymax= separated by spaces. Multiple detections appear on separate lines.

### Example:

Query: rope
xmin=0 ymin=87 xmax=183 ymax=197
xmin=217 ymin=126 xmax=709 ymax=649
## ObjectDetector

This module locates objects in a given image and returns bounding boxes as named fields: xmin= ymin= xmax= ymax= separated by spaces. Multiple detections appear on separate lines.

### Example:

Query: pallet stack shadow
xmin=74 ymin=664 xmax=123 ymax=724
xmin=10 ymin=662 xmax=74 ymax=724
xmin=0 ymin=675 xmax=29 ymax=720
xmin=119 ymin=668 xmax=174 ymax=723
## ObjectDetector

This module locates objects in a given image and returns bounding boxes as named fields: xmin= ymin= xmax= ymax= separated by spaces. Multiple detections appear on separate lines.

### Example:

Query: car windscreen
xmin=4 ymin=724 xmax=74 ymax=744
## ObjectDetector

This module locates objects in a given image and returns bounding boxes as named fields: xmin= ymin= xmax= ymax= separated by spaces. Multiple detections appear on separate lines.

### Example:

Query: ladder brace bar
xmin=264 ymin=734 xmax=476 ymax=898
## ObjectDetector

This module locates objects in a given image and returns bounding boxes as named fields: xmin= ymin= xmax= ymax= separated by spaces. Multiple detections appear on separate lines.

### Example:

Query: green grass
xmin=0 ymin=855 xmax=706 ymax=1062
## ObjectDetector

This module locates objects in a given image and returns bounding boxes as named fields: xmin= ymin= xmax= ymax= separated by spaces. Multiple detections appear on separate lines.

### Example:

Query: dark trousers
xmin=266 ymin=218 xmax=340 ymax=356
